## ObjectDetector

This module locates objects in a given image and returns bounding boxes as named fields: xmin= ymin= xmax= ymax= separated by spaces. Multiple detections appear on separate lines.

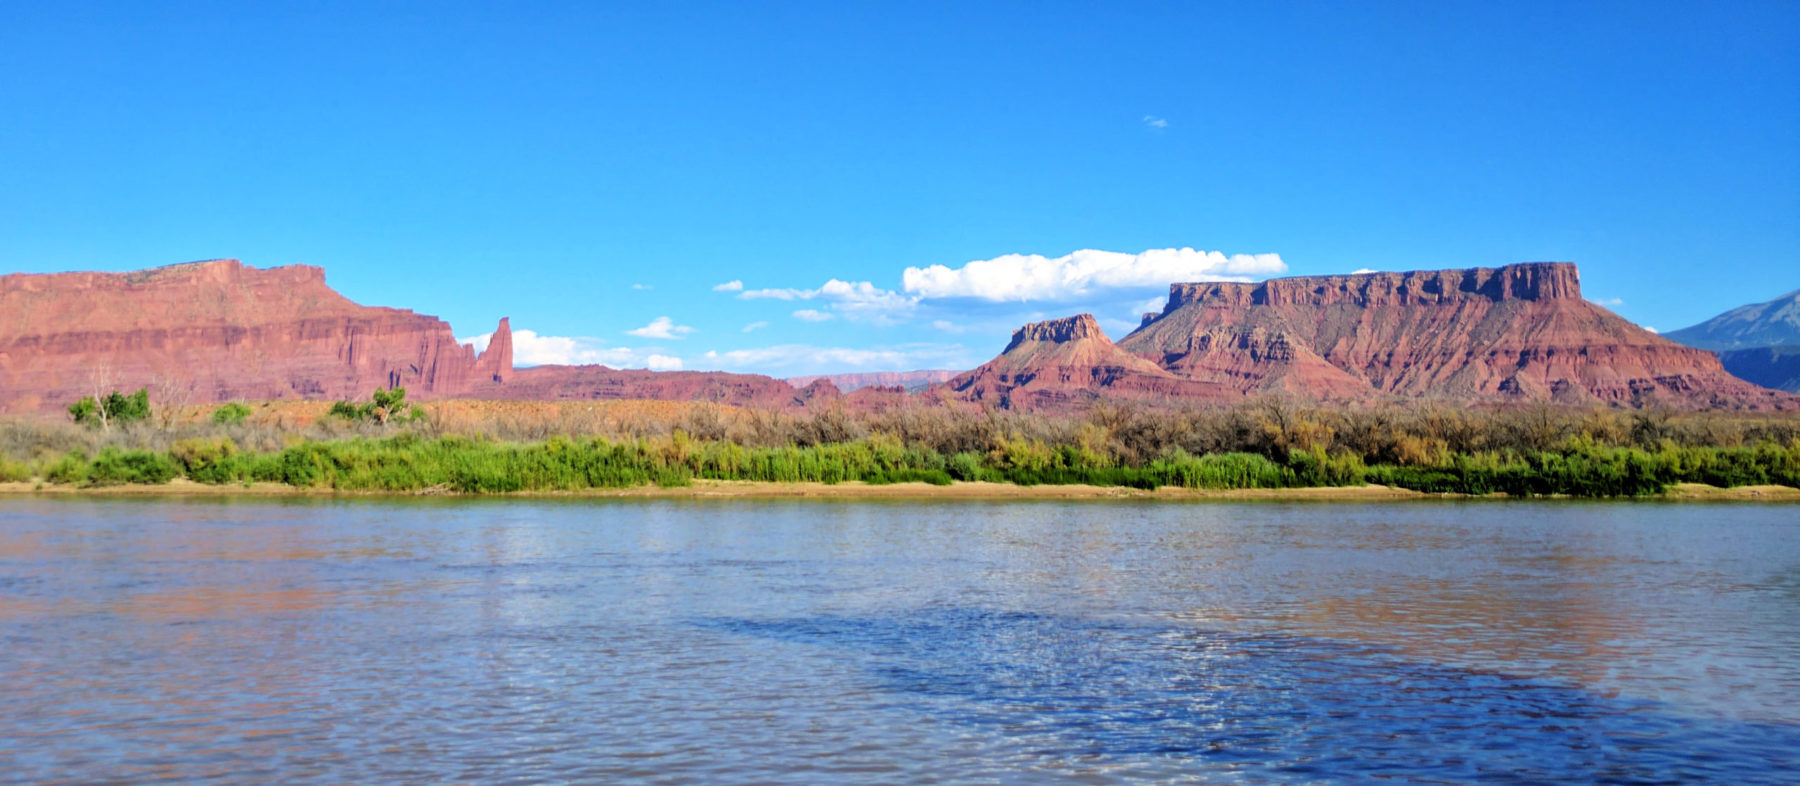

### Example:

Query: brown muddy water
xmin=2 ymin=498 xmax=1796 ymax=783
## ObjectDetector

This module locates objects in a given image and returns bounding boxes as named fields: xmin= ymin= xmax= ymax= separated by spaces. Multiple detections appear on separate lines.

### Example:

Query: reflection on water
xmin=1 ymin=498 xmax=1797 ymax=783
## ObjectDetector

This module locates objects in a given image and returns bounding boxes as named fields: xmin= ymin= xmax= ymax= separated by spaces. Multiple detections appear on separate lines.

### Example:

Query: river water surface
xmin=2 ymin=498 xmax=1797 ymax=783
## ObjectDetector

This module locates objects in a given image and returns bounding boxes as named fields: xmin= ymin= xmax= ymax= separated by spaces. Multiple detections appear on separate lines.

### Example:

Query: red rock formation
xmin=944 ymin=314 xmax=1229 ymax=411
xmin=0 ymin=259 xmax=512 ymax=413
xmin=475 ymin=317 xmax=514 ymax=383
xmin=785 ymin=369 xmax=962 ymax=392
xmin=1118 ymin=262 xmax=1795 ymax=409
xmin=467 ymin=365 xmax=825 ymax=409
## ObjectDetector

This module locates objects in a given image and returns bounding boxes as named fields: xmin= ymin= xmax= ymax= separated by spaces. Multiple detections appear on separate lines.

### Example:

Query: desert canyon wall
xmin=0 ymin=259 xmax=506 ymax=414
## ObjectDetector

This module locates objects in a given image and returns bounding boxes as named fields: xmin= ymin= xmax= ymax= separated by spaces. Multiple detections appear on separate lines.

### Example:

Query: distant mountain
xmin=1664 ymin=289 xmax=1800 ymax=351
xmin=785 ymin=370 xmax=960 ymax=392
xmin=1714 ymin=346 xmax=1800 ymax=393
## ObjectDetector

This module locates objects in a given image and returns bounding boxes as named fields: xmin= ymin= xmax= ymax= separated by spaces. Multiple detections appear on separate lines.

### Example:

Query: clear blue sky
xmin=3 ymin=1 xmax=1796 ymax=374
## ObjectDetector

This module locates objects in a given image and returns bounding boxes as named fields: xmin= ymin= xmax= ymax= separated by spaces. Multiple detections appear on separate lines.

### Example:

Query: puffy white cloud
xmin=792 ymin=309 xmax=834 ymax=322
xmin=712 ymin=280 xmax=743 ymax=292
xmin=741 ymin=321 xmax=770 ymax=333
xmin=459 ymin=329 xmax=670 ymax=369
xmin=740 ymin=278 xmax=916 ymax=324
xmin=626 ymin=316 xmax=696 ymax=339
xmin=901 ymin=248 xmax=1286 ymax=302
xmin=646 ymin=354 xmax=684 ymax=371
xmin=1351 ymin=268 xmax=1379 ymax=274
xmin=700 ymin=343 xmax=977 ymax=375
xmin=631 ymin=283 xmax=652 ymax=290
xmin=1644 ymin=326 xmax=1659 ymax=334
xmin=1143 ymin=115 xmax=1168 ymax=129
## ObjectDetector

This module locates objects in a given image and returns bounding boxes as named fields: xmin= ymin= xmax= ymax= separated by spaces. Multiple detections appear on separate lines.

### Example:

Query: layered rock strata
xmin=945 ymin=314 xmax=1227 ymax=411
xmin=0 ymin=259 xmax=510 ymax=413
xmin=1117 ymin=262 xmax=1791 ymax=408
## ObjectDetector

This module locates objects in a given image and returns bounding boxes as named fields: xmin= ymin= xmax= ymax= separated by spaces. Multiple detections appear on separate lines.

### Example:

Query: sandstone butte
xmin=944 ymin=262 xmax=1799 ymax=412
xmin=0 ymin=259 xmax=818 ymax=415
xmin=1 ymin=258 xmax=1793 ymax=416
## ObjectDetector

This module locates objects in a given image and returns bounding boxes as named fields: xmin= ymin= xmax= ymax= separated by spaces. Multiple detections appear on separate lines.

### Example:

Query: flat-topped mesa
xmin=1121 ymin=260 xmax=1795 ymax=409
xmin=0 ymin=258 xmax=328 ymax=297
xmin=0 ymin=259 xmax=503 ymax=413
xmin=1163 ymin=262 xmax=1583 ymax=311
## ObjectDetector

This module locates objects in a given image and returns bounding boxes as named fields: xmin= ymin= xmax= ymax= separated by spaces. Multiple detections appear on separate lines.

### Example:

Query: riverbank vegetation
xmin=2 ymin=396 xmax=1798 ymax=497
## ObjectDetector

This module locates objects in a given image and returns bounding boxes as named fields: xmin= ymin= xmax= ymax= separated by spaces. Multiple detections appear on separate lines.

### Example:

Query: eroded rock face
xmin=0 ymin=259 xmax=510 ymax=413
xmin=945 ymin=314 xmax=1228 ymax=411
xmin=470 ymin=365 xmax=823 ymax=409
xmin=784 ymin=370 xmax=960 ymax=393
xmin=1118 ymin=262 xmax=1793 ymax=408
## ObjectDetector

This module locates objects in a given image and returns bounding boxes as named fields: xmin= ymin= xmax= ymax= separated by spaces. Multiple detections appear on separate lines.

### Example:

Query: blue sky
xmin=2 ymin=1 xmax=1796 ymax=375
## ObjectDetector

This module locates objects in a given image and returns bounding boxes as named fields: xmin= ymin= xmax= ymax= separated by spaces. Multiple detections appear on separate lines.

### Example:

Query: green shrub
xmin=171 ymin=437 xmax=249 ymax=484
xmin=0 ymin=457 xmax=30 ymax=483
xmin=45 ymin=451 xmax=89 ymax=485
xmin=947 ymin=452 xmax=984 ymax=482
xmin=211 ymin=402 xmax=253 ymax=425
xmin=86 ymin=448 xmax=179 ymax=486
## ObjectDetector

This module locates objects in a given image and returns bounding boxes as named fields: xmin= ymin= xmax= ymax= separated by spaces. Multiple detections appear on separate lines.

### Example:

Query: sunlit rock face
xmin=1116 ymin=262 xmax=1794 ymax=409
xmin=0 ymin=259 xmax=512 ymax=413
xmin=944 ymin=314 xmax=1231 ymax=412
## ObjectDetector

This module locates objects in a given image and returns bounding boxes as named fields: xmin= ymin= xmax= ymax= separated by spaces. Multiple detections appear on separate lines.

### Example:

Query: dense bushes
xmin=8 ymin=432 xmax=1779 ymax=496
xmin=7 ymin=396 xmax=1800 ymax=496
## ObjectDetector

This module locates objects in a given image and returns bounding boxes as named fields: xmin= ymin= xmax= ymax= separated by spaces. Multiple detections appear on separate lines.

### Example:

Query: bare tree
xmin=151 ymin=374 xmax=195 ymax=430
xmin=86 ymin=362 xmax=119 ymax=432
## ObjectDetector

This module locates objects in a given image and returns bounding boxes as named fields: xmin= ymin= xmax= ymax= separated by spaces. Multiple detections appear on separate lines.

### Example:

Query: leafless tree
xmin=151 ymin=374 xmax=196 ymax=430
xmin=86 ymin=362 xmax=119 ymax=431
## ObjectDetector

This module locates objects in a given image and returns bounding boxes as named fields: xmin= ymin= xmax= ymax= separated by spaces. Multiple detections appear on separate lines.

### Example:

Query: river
xmin=2 ymin=498 xmax=1796 ymax=782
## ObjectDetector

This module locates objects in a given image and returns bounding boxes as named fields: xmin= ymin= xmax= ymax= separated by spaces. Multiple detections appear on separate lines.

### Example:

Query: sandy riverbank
xmin=2 ymin=478 xmax=1797 ymax=501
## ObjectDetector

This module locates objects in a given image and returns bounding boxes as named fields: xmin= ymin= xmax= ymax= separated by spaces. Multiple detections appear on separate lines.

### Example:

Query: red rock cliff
xmin=946 ymin=314 xmax=1227 ymax=411
xmin=0 ymin=259 xmax=511 ymax=413
xmin=1122 ymin=262 xmax=1793 ymax=408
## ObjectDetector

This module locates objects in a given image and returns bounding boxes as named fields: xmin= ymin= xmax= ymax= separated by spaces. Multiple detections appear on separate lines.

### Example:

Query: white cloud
xmin=1351 ymin=268 xmax=1379 ymax=274
xmin=1644 ymin=326 xmax=1659 ymax=334
xmin=741 ymin=321 xmax=770 ymax=333
xmin=740 ymin=278 xmax=916 ymax=324
xmin=459 ymin=328 xmax=669 ymax=369
xmin=1143 ymin=115 xmax=1168 ymax=129
xmin=632 ymin=283 xmax=652 ymax=290
xmin=792 ymin=309 xmax=834 ymax=322
xmin=626 ymin=316 xmax=696 ymax=339
xmin=700 ymin=343 xmax=976 ymax=375
xmin=1135 ymin=294 xmax=1167 ymax=319
xmin=646 ymin=354 xmax=684 ymax=371
xmin=1591 ymin=297 xmax=1625 ymax=308
xmin=712 ymin=280 xmax=744 ymax=292
xmin=901 ymin=248 xmax=1286 ymax=302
